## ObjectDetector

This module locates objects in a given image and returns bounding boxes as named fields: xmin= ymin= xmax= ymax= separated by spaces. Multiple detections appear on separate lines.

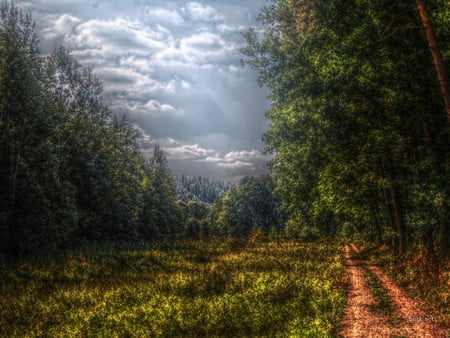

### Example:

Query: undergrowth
xmin=0 ymin=239 xmax=347 ymax=337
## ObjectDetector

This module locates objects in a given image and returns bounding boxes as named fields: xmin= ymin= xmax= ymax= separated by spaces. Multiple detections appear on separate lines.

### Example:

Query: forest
xmin=0 ymin=0 xmax=449 ymax=336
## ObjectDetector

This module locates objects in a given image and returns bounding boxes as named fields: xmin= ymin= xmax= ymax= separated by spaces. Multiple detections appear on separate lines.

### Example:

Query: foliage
xmin=175 ymin=175 xmax=232 ymax=205
xmin=205 ymin=176 xmax=285 ymax=238
xmin=242 ymin=0 xmax=450 ymax=257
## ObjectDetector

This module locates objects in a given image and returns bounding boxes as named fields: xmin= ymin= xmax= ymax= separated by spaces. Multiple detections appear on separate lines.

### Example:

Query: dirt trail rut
xmin=341 ymin=244 xmax=449 ymax=338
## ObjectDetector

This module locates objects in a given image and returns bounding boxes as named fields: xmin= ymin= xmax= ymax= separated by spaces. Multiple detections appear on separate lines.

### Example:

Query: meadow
xmin=0 ymin=239 xmax=347 ymax=337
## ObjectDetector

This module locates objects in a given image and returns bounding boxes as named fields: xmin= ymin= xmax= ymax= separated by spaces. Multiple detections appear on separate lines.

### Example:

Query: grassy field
xmin=0 ymin=239 xmax=347 ymax=337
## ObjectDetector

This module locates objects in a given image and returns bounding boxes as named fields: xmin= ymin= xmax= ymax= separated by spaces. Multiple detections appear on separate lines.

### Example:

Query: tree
xmin=0 ymin=2 xmax=78 ymax=254
xmin=205 ymin=176 xmax=284 ymax=238
xmin=416 ymin=0 xmax=450 ymax=122
xmin=139 ymin=145 xmax=181 ymax=241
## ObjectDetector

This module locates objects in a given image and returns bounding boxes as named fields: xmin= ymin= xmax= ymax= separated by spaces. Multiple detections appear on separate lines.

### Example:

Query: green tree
xmin=0 ymin=3 xmax=76 ymax=254
xmin=205 ymin=176 xmax=284 ymax=238
xmin=139 ymin=145 xmax=181 ymax=241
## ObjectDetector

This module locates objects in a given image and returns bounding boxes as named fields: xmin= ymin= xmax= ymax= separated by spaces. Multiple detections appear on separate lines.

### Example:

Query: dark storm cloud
xmin=20 ymin=0 xmax=270 ymax=181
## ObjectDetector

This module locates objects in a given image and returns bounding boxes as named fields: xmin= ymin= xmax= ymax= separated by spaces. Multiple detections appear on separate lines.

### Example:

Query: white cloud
xmin=133 ymin=124 xmax=155 ymax=150
xmin=182 ymin=32 xmax=224 ymax=51
xmin=166 ymin=143 xmax=270 ymax=170
xmin=177 ymin=32 xmax=237 ymax=67
xmin=224 ymin=150 xmax=271 ymax=162
xmin=184 ymin=2 xmax=223 ymax=22
xmin=217 ymin=24 xmax=246 ymax=33
xmin=165 ymin=144 xmax=216 ymax=160
xmin=54 ymin=14 xmax=80 ymax=34
xmin=68 ymin=18 xmax=166 ymax=57
xmin=216 ymin=160 xmax=253 ymax=169
xmin=144 ymin=7 xmax=184 ymax=26
xmin=94 ymin=67 xmax=160 ymax=91
xmin=144 ymin=99 xmax=175 ymax=112
xmin=119 ymin=56 xmax=152 ymax=73
xmin=164 ymin=143 xmax=271 ymax=180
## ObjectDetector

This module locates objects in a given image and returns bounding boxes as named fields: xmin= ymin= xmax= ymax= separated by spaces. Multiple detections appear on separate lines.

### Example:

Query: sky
xmin=19 ymin=0 xmax=271 ymax=182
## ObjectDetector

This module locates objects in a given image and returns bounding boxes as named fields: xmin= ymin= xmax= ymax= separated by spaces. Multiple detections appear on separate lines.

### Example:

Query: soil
xmin=341 ymin=244 xmax=449 ymax=338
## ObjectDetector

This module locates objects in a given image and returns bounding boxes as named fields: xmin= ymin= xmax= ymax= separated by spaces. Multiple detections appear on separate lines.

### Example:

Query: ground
xmin=341 ymin=244 xmax=449 ymax=338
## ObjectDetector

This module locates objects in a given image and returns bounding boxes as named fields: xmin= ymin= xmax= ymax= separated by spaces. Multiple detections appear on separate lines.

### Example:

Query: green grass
xmin=363 ymin=266 xmax=393 ymax=317
xmin=361 ymin=266 xmax=404 ymax=327
xmin=0 ymin=240 xmax=347 ymax=337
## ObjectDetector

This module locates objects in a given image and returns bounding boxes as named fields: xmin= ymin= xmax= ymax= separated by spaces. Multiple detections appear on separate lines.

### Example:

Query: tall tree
xmin=0 ymin=3 xmax=77 ymax=254
xmin=416 ymin=0 xmax=450 ymax=122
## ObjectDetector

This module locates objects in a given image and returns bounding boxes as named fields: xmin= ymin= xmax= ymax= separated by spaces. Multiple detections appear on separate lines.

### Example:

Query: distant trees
xmin=175 ymin=176 xmax=283 ymax=240
xmin=242 ymin=0 xmax=450 ymax=257
xmin=175 ymin=175 xmax=232 ymax=204
xmin=204 ymin=176 xmax=285 ymax=238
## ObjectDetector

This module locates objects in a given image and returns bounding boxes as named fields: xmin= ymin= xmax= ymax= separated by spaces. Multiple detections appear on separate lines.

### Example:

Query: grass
xmin=363 ymin=266 xmax=394 ymax=317
xmin=0 ymin=239 xmax=347 ymax=337
xmin=361 ymin=266 xmax=404 ymax=327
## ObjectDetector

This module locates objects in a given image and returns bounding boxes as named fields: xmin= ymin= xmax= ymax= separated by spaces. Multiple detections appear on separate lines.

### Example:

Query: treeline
xmin=175 ymin=175 xmax=232 ymax=205
xmin=242 ymin=0 xmax=450 ymax=257
xmin=0 ymin=3 xmax=180 ymax=255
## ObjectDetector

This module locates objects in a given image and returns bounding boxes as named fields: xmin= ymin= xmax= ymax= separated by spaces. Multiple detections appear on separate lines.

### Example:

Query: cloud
xmin=93 ymin=66 xmax=166 ymax=96
xmin=144 ymin=7 xmax=184 ymax=26
xmin=184 ymin=2 xmax=223 ymax=22
xmin=68 ymin=18 xmax=166 ymax=57
xmin=203 ymin=149 xmax=271 ymax=168
xmin=165 ymin=142 xmax=271 ymax=172
xmin=216 ymin=161 xmax=253 ymax=169
xmin=144 ymin=100 xmax=175 ymax=112
xmin=216 ymin=24 xmax=247 ymax=34
xmin=165 ymin=144 xmax=271 ymax=181
xmin=19 ymin=0 xmax=270 ymax=181
xmin=165 ymin=144 xmax=216 ymax=160
xmin=182 ymin=32 xmax=224 ymax=51
xmin=133 ymin=124 xmax=155 ymax=150
xmin=225 ymin=150 xmax=271 ymax=161
xmin=54 ymin=14 xmax=80 ymax=34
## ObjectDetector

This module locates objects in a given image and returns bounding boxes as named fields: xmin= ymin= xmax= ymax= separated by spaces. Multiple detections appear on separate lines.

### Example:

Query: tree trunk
xmin=422 ymin=123 xmax=449 ymax=258
xmin=382 ymin=186 xmax=397 ymax=251
xmin=440 ymin=220 xmax=450 ymax=257
xmin=389 ymin=184 xmax=406 ymax=255
xmin=369 ymin=189 xmax=383 ymax=243
xmin=416 ymin=0 xmax=450 ymax=122
xmin=378 ymin=159 xmax=397 ymax=252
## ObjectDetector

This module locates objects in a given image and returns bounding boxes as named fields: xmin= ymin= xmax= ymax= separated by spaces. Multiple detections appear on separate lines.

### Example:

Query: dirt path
xmin=341 ymin=244 xmax=449 ymax=338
